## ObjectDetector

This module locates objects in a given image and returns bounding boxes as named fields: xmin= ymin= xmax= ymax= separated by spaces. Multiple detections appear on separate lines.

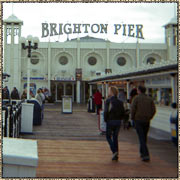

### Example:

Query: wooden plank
xmin=36 ymin=140 xmax=177 ymax=178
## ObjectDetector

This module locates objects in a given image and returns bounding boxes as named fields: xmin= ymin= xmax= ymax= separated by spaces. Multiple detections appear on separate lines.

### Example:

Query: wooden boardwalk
xmin=21 ymin=104 xmax=178 ymax=178
xmin=37 ymin=140 xmax=177 ymax=178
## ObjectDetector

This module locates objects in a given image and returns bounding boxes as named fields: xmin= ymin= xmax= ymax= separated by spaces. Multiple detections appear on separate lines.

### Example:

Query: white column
xmin=76 ymin=81 xmax=81 ymax=103
xmin=171 ymin=74 xmax=177 ymax=103
xmin=27 ymin=57 xmax=30 ymax=99
xmin=105 ymin=83 xmax=109 ymax=98
xmin=77 ymin=39 xmax=80 ymax=68
xmin=136 ymin=39 xmax=140 ymax=68
xmin=10 ymin=24 xmax=15 ymax=90
xmin=126 ymin=81 xmax=130 ymax=100
xmin=18 ymin=25 xmax=22 ymax=92
xmin=157 ymin=88 xmax=161 ymax=103
xmin=102 ymin=83 xmax=105 ymax=110
xmin=106 ymin=41 xmax=110 ymax=69
xmin=3 ymin=24 xmax=7 ymax=88
xmin=48 ymin=41 xmax=51 ymax=93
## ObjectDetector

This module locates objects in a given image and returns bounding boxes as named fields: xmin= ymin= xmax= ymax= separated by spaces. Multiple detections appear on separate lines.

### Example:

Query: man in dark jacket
xmin=11 ymin=87 xmax=20 ymax=100
xmin=2 ymin=86 xmax=10 ymax=99
xmin=131 ymin=85 xmax=156 ymax=162
xmin=104 ymin=86 xmax=125 ymax=161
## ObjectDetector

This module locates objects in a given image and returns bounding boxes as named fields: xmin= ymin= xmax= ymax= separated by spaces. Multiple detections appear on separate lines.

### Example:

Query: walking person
xmin=129 ymin=82 xmax=137 ymax=104
xmin=94 ymin=89 xmax=102 ymax=115
xmin=131 ymin=85 xmax=156 ymax=162
xmin=104 ymin=86 xmax=125 ymax=161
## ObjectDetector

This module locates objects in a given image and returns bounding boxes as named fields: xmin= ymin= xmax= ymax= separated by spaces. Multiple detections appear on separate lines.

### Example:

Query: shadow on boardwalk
xmin=21 ymin=103 xmax=178 ymax=178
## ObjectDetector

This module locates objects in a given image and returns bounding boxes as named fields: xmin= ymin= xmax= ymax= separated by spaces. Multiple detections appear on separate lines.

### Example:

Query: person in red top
xmin=93 ymin=89 xmax=102 ymax=115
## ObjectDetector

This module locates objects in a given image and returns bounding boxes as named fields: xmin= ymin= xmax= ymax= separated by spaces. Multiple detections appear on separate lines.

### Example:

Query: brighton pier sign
xmin=42 ymin=23 xmax=144 ymax=39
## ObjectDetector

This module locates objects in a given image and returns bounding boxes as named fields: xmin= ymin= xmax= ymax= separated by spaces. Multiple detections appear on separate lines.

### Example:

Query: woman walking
xmin=104 ymin=86 xmax=125 ymax=161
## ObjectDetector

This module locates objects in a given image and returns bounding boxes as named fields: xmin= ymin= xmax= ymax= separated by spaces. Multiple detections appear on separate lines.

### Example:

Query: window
xmin=88 ymin=57 xmax=97 ymax=65
xmin=31 ymin=55 xmax=39 ymax=65
xmin=147 ymin=57 xmax=156 ymax=65
xmin=59 ymin=56 xmax=68 ymax=65
xmin=117 ymin=57 xmax=126 ymax=66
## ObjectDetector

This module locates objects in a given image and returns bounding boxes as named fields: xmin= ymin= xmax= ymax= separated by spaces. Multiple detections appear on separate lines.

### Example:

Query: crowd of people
xmin=2 ymin=86 xmax=50 ymax=106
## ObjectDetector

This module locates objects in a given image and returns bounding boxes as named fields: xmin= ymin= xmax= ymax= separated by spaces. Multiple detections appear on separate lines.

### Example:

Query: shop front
xmin=51 ymin=81 xmax=76 ymax=102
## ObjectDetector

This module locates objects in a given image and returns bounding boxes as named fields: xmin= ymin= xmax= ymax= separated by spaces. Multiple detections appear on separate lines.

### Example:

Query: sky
xmin=3 ymin=2 xmax=177 ymax=43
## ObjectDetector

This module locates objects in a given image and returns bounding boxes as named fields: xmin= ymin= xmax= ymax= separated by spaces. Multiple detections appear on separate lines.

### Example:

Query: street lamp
xmin=20 ymin=35 xmax=39 ymax=99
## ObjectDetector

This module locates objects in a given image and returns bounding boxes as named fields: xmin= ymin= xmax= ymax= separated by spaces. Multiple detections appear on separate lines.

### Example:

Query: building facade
xmin=3 ymin=14 xmax=177 ymax=103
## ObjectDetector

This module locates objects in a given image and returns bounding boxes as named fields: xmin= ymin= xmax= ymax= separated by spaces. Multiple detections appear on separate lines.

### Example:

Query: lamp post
xmin=20 ymin=35 xmax=39 ymax=99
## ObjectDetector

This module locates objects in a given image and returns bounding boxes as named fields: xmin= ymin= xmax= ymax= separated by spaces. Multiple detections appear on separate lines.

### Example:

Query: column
xmin=89 ymin=84 xmax=93 ymax=110
xmin=10 ymin=24 xmax=15 ymax=90
xmin=102 ymin=83 xmax=105 ymax=110
xmin=105 ymin=83 xmax=109 ymax=98
xmin=48 ymin=41 xmax=51 ymax=93
xmin=18 ymin=25 xmax=22 ymax=92
xmin=157 ymin=88 xmax=161 ymax=104
xmin=3 ymin=24 xmax=7 ymax=88
xmin=171 ymin=74 xmax=177 ymax=103
xmin=126 ymin=80 xmax=130 ymax=100
xmin=83 ymin=82 xmax=86 ymax=103
xmin=77 ymin=38 xmax=80 ymax=68
xmin=76 ymin=38 xmax=81 ymax=103
xmin=136 ymin=39 xmax=140 ymax=68
xmin=27 ymin=57 xmax=30 ymax=99
xmin=76 ymin=81 xmax=81 ymax=103
xmin=106 ymin=41 xmax=110 ymax=70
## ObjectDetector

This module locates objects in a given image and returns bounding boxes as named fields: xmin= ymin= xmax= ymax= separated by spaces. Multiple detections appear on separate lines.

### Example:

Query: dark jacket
xmin=11 ymin=90 xmax=20 ymax=100
xmin=104 ymin=96 xmax=125 ymax=122
xmin=131 ymin=93 xmax=156 ymax=122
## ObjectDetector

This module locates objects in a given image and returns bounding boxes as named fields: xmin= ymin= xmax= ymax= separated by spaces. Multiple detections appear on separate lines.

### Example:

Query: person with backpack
xmin=104 ymin=86 xmax=125 ymax=161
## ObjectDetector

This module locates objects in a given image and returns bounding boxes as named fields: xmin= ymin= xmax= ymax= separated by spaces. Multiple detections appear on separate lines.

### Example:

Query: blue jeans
xmin=106 ymin=120 xmax=121 ymax=154
xmin=135 ymin=121 xmax=150 ymax=157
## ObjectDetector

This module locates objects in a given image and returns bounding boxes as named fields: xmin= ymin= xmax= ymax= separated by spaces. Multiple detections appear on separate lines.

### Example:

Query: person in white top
xmin=35 ymin=89 xmax=43 ymax=106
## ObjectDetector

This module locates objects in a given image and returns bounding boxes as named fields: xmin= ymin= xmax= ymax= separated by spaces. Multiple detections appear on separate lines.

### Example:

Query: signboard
xmin=42 ymin=23 xmax=144 ymax=39
xmin=76 ymin=68 xmax=82 ymax=81
xmin=62 ymin=96 xmax=72 ymax=114
xmin=98 ymin=110 xmax=106 ymax=132
xmin=55 ymin=77 xmax=75 ymax=81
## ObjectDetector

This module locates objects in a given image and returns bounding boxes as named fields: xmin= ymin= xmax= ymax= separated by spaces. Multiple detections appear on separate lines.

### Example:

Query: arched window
xmin=117 ymin=57 xmax=126 ymax=66
xmin=147 ymin=57 xmax=156 ymax=64
xmin=88 ymin=56 xmax=97 ymax=65
xmin=59 ymin=56 xmax=68 ymax=65
xmin=31 ymin=55 xmax=39 ymax=65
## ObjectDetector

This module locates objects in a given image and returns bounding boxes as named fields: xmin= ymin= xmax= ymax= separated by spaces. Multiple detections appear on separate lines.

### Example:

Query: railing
xmin=2 ymin=100 xmax=23 ymax=138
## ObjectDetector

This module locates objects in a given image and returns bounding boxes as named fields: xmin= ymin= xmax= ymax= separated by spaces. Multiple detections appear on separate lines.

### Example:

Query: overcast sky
xmin=3 ymin=3 xmax=177 ymax=43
